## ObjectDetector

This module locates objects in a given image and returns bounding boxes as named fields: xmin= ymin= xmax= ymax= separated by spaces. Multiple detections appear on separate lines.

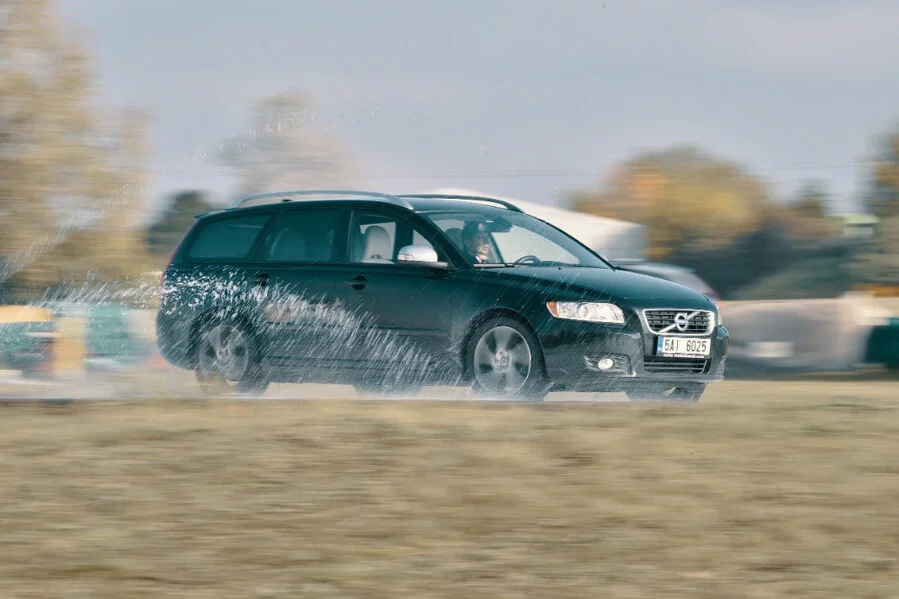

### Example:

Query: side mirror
xmin=397 ymin=244 xmax=440 ymax=265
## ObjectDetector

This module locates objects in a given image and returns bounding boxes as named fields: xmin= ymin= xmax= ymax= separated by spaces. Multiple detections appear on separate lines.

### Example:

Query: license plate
xmin=656 ymin=336 xmax=711 ymax=358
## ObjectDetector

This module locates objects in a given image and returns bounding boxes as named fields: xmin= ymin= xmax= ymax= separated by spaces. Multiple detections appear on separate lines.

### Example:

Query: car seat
xmin=359 ymin=225 xmax=393 ymax=263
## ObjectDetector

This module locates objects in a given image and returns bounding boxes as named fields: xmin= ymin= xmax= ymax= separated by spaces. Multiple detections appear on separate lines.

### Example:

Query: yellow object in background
xmin=53 ymin=316 xmax=86 ymax=379
xmin=853 ymin=284 xmax=899 ymax=297
xmin=0 ymin=305 xmax=52 ymax=324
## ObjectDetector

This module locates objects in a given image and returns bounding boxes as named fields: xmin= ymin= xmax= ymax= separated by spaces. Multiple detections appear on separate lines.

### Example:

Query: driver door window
xmin=426 ymin=216 xmax=500 ymax=263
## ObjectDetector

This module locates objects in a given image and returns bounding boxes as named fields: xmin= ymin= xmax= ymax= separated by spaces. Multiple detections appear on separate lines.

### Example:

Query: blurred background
xmin=2 ymin=0 xmax=899 ymax=384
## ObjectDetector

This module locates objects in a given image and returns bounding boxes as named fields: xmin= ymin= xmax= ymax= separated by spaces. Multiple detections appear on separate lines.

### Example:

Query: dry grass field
xmin=1 ymin=379 xmax=899 ymax=598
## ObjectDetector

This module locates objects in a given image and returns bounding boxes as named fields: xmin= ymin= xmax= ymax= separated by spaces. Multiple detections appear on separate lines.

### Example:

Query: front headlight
xmin=546 ymin=301 xmax=625 ymax=324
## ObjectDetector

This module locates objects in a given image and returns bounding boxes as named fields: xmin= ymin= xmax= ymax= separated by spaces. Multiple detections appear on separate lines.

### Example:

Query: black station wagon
xmin=156 ymin=190 xmax=728 ymax=401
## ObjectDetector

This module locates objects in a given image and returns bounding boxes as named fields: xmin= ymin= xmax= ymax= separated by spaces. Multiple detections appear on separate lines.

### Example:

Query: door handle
xmin=345 ymin=275 xmax=367 ymax=291
xmin=254 ymin=272 xmax=270 ymax=287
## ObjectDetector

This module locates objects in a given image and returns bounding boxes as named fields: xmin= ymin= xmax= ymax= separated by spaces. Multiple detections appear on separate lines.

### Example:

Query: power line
xmin=360 ymin=162 xmax=880 ymax=180
xmin=154 ymin=160 xmax=883 ymax=181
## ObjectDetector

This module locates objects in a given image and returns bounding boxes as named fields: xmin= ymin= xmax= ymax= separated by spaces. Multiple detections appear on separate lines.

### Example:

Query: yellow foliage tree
xmin=867 ymin=129 xmax=899 ymax=218
xmin=220 ymin=90 xmax=356 ymax=197
xmin=571 ymin=147 xmax=772 ymax=259
xmin=1 ymin=0 xmax=151 ymax=292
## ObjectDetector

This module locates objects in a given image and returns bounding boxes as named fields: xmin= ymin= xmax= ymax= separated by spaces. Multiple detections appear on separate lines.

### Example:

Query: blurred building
xmin=838 ymin=214 xmax=879 ymax=239
xmin=421 ymin=188 xmax=648 ymax=261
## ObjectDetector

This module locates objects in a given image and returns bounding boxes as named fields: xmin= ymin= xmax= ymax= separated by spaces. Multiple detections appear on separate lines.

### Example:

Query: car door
xmin=249 ymin=204 xmax=349 ymax=368
xmin=332 ymin=207 xmax=457 ymax=371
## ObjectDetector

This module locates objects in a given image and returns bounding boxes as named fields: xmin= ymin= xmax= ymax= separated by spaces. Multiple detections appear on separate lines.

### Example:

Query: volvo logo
xmin=651 ymin=309 xmax=706 ymax=335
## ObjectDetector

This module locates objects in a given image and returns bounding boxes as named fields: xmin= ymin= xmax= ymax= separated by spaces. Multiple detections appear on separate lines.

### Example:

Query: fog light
xmin=597 ymin=357 xmax=615 ymax=371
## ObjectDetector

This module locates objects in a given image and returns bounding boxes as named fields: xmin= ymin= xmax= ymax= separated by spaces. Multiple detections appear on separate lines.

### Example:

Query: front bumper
xmin=538 ymin=318 xmax=729 ymax=392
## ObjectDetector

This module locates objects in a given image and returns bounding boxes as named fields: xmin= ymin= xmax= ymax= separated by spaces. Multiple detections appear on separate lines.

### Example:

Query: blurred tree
xmin=851 ymin=216 xmax=899 ymax=284
xmin=792 ymin=181 xmax=829 ymax=218
xmin=782 ymin=180 xmax=842 ymax=246
xmin=145 ymin=190 xmax=215 ymax=259
xmin=0 ymin=0 xmax=151 ymax=292
xmin=569 ymin=146 xmax=772 ymax=259
xmin=852 ymin=127 xmax=899 ymax=285
xmin=220 ymin=91 xmax=356 ymax=197
xmin=866 ymin=128 xmax=899 ymax=218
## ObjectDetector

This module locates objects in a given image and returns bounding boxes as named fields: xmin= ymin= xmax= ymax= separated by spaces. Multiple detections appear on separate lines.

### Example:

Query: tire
xmin=194 ymin=318 xmax=269 ymax=398
xmin=626 ymin=383 xmax=706 ymax=403
xmin=468 ymin=316 xmax=550 ymax=401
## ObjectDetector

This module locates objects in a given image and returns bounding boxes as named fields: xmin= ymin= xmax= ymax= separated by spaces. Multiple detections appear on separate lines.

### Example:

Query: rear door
xmin=250 ymin=204 xmax=349 ymax=367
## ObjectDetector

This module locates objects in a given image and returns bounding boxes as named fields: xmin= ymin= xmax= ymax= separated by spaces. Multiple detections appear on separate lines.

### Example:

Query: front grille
xmin=643 ymin=357 xmax=709 ymax=375
xmin=643 ymin=309 xmax=713 ymax=335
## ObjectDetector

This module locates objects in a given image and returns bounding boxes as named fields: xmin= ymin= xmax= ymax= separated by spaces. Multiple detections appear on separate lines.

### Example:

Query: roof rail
xmin=398 ymin=193 xmax=523 ymax=213
xmin=229 ymin=189 xmax=414 ymax=210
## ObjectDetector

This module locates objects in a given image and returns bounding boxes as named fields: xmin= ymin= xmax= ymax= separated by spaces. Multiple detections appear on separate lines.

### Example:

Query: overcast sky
xmin=59 ymin=0 xmax=899 ymax=219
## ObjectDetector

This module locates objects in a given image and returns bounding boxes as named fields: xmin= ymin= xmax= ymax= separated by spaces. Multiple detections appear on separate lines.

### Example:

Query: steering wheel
xmin=513 ymin=254 xmax=541 ymax=265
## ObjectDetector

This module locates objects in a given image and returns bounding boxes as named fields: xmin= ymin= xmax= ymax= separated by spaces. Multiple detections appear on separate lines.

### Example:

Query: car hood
xmin=488 ymin=266 xmax=714 ymax=305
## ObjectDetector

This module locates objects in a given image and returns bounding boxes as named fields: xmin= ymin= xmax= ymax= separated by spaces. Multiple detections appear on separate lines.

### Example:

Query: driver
xmin=460 ymin=221 xmax=492 ymax=264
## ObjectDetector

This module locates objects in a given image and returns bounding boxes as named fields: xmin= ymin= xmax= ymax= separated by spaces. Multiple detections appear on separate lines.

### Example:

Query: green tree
xmin=569 ymin=146 xmax=772 ymax=259
xmin=220 ymin=90 xmax=356 ymax=198
xmin=145 ymin=190 xmax=215 ymax=259
xmin=0 ymin=0 xmax=151 ymax=291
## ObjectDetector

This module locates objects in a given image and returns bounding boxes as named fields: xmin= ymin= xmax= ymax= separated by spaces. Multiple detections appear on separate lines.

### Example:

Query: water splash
xmin=0 ymin=210 xmax=103 ymax=285
xmin=159 ymin=270 xmax=460 ymax=393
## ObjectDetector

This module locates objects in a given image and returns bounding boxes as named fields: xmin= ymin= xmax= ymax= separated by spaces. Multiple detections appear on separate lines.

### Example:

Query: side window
xmin=427 ymin=217 xmax=467 ymax=251
xmin=264 ymin=207 xmax=344 ymax=263
xmin=186 ymin=213 xmax=272 ymax=260
xmin=349 ymin=210 xmax=442 ymax=264
xmin=426 ymin=215 xmax=499 ymax=262
xmin=412 ymin=230 xmax=432 ymax=247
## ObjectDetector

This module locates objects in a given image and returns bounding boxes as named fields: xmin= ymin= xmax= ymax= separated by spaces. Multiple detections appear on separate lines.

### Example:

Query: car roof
xmin=403 ymin=197 xmax=514 ymax=214
xmin=196 ymin=190 xmax=525 ymax=220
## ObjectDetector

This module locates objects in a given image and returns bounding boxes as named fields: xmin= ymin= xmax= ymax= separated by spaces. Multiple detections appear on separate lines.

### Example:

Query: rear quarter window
xmin=184 ymin=213 xmax=272 ymax=261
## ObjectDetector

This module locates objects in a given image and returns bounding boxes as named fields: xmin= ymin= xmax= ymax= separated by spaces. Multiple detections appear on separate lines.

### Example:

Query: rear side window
xmin=263 ymin=207 xmax=344 ymax=263
xmin=185 ymin=213 xmax=272 ymax=260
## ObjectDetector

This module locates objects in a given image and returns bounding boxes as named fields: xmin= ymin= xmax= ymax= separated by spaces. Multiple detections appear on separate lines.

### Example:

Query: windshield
xmin=423 ymin=210 xmax=611 ymax=268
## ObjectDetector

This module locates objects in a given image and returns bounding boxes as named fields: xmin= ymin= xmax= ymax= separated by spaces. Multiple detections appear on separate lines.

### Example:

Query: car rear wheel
xmin=195 ymin=319 xmax=269 ymax=397
xmin=626 ymin=383 xmax=706 ymax=403
xmin=469 ymin=317 xmax=550 ymax=401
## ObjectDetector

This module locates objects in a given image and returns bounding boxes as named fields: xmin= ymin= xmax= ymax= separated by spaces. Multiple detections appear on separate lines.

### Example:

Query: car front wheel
xmin=468 ymin=317 xmax=550 ymax=401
